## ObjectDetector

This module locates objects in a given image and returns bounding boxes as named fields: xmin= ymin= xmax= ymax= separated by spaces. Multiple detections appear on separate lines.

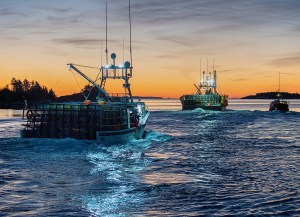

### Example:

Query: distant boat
xmin=269 ymin=94 xmax=289 ymax=112
xmin=180 ymin=66 xmax=228 ymax=111
xmin=269 ymin=72 xmax=289 ymax=112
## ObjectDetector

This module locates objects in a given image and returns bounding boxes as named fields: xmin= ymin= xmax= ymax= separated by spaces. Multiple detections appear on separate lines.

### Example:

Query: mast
xmin=99 ymin=2 xmax=134 ymax=102
xmin=101 ymin=40 xmax=103 ymax=66
xmin=129 ymin=0 xmax=132 ymax=66
xmin=279 ymin=71 xmax=281 ymax=93
xmin=213 ymin=58 xmax=216 ymax=94
xmin=105 ymin=2 xmax=108 ymax=65
xmin=214 ymin=69 xmax=217 ymax=94
xmin=101 ymin=2 xmax=108 ymax=90
xmin=200 ymin=58 xmax=201 ymax=84
xmin=123 ymin=35 xmax=124 ymax=63
xmin=206 ymin=58 xmax=208 ymax=76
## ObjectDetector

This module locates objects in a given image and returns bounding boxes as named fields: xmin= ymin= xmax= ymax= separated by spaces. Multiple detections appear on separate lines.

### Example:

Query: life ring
xmin=26 ymin=110 xmax=33 ymax=119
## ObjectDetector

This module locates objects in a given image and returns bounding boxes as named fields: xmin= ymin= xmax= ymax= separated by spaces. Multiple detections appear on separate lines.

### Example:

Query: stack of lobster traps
xmin=21 ymin=103 xmax=140 ymax=141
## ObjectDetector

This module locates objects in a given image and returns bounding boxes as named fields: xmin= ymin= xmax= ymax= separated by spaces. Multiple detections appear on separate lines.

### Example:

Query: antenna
xmin=101 ymin=40 xmax=103 ymax=66
xmin=105 ymin=2 xmax=108 ymax=65
xmin=123 ymin=35 xmax=124 ymax=64
xmin=279 ymin=71 xmax=281 ymax=92
xmin=129 ymin=0 xmax=132 ymax=66
xmin=213 ymin=58 xmax=215 ymax=72
xmin=207 ymin=58 xmax=208 ymax=74
xmin=200 ymin=58 xmax=201 ymax=82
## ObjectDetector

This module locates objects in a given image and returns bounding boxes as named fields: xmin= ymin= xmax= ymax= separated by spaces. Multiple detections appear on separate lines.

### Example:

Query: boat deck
xmin=22 ymin=103 xmax=138 ymax=140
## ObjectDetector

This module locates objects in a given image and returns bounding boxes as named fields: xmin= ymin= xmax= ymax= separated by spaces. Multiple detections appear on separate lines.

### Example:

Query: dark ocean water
xmin=0 ymin=99 xmax=300 ymax=216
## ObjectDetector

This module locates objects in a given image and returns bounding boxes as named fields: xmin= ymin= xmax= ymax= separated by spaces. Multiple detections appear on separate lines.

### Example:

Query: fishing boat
xmin=21 ymin=2 xmax=150 ymax=143
xmin=269 ymin=72 xmax=289 ymax=112
xmin=269 ymin=96 xmax=289 ymax=112
xmin=21 ymin=58 xmax=149 ymax=143
xmin=180 ymin=68 xmax=228 ymax=111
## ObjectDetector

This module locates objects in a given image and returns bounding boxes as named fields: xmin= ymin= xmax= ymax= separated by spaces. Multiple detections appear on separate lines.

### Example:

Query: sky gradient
xmin=1 ymin=0 xmax=300 ymax=98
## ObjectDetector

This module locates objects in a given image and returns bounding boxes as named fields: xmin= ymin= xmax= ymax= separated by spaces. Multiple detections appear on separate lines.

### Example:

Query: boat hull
xmin=180 ymin=94 xmax=227 ymax=111
xmin=269 ymin=100 xmax=289 ymax=112
xmin=96 ymin=124 xmax=146 ymax=144
xmin=21 ymin=124 xmax=146 ymax=144
xmin=182 ymin=104 xmax=226 ymax=111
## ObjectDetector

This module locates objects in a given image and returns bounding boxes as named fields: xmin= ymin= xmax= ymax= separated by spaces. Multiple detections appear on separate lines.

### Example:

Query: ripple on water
xmin=0 ymin=109 xmax=300 ymax=216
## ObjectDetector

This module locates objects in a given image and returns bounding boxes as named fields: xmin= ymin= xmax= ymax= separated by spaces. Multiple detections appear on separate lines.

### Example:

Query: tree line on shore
xmin=242 ymin=92 xmax=300 ymax=99
xmin=0 ymin=78 xmax=56 ymax=104
xmin=2 ymin=78 xmax=299 ymax=108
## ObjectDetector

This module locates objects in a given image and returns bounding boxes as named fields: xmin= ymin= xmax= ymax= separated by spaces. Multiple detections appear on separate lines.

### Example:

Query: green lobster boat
xmin=180 ymin=69 xmax=228 ymax=111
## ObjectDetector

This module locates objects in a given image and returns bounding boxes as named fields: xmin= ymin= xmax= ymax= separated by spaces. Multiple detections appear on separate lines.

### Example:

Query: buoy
xmin=84 ymin=100 xmax=91 ymax=105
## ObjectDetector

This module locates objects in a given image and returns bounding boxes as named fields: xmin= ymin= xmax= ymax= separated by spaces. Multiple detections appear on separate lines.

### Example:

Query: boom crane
xmin=68 ymin=63 xmax=109 ymax=100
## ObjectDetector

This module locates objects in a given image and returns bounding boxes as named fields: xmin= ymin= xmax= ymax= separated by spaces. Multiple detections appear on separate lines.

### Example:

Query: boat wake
xmin=1 ymin=107 xmax=300 ymax=216
xmin=143 ymin=130 xmax=172 ymax=143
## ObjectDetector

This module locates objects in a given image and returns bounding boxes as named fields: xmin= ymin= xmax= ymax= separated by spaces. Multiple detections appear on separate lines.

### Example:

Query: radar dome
xmin=111 ymin=53 xmax=116 ymax=59
xmin=124 ymin=61 xmax=130 ymax=68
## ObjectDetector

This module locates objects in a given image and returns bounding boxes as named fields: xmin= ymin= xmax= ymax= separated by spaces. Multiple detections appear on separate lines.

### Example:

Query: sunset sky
xmin=1 ymin=0 xmax=300 ymax=98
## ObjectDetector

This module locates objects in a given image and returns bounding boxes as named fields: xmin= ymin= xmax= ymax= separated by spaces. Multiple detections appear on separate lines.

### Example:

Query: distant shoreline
xmin=132 ymin=96 xmax=164 ymax=99
xmin=3 ymin=92 xmax=300 ymax=110
xmin=242 ymin=92 xmax=300 ymax=99
xmin=0 ymin=96 xmax=168 ymax=110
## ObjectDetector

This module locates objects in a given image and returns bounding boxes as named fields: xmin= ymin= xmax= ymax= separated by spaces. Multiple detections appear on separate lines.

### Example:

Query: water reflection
xmin=142 ymin=172 xmax=220 ymax=185
xmin=146 ymin=152 xmax=189 ymax=160
xmin=0 ymin=109 xmax=23 ymax=118
xmin=1 ymin=99 xmax=299 ymax=216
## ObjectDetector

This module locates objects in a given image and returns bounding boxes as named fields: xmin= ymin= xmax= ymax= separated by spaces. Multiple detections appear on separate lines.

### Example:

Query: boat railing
xmin=110 ymin=93 xmax=126 ymax=97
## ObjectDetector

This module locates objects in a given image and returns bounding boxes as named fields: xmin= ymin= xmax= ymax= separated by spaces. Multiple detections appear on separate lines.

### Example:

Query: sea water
xmin=0 ymin=99 xmax=299 ymax=216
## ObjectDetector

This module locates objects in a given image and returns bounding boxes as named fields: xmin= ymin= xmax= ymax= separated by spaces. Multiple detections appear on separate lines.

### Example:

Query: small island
xmin=242 ymin=92 xmax=300 ymax=99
